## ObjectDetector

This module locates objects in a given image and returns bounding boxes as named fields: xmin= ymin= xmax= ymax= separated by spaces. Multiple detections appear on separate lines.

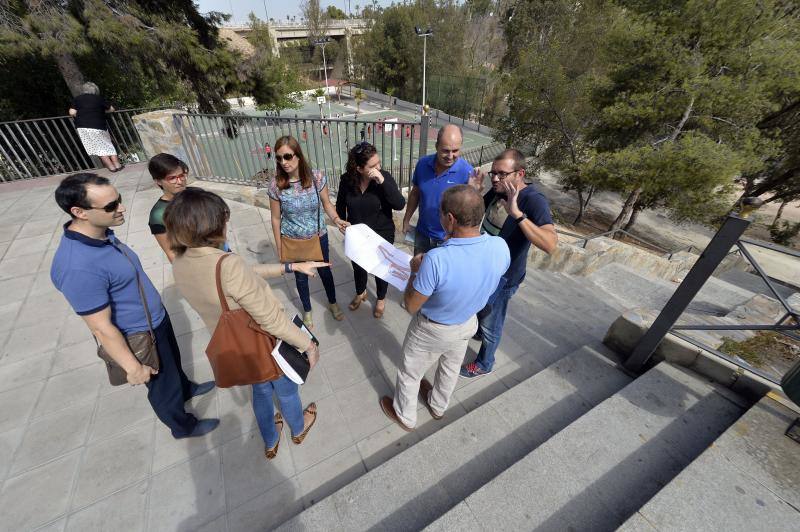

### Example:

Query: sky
xmin=195 ymin=1 xmax=389 ymax=25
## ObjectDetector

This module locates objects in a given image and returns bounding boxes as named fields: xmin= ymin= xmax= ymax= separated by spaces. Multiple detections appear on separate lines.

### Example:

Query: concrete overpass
xmin=219 ymin=19 xmax=367 ymax=77
xmin=220 ymin=19 xmax=367 ymax=54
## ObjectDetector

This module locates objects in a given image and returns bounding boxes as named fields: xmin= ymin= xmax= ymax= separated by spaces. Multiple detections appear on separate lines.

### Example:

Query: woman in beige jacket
xmin=165 ymin=187 xmax=326 ymax=460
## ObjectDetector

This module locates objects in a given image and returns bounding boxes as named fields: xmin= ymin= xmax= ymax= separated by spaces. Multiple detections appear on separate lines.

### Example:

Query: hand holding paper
xmin=344 ymin=224 xmax=413 ymax=290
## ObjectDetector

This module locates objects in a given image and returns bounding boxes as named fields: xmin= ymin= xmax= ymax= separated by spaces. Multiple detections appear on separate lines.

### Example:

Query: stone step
xmin=617 ymin=395 xmax=800 ymax=532
xmin=425 ymin=362 xmax=747 ymax=531
xmin=717 ymin=268 xmax=797 ymax=301
xmin=588 ymin=263 xmax=757 ymax=315
xmin=276 ymin=345 xmax=632 ymax=531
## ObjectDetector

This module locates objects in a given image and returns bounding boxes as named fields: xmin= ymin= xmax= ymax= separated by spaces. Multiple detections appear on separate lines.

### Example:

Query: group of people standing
xmin=49 ymin=121 xmax=557 ymax=461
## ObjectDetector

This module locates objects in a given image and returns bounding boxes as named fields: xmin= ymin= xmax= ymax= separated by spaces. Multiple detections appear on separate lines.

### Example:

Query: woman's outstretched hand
xmin=291 ymin=261 xmax=330 ymax=276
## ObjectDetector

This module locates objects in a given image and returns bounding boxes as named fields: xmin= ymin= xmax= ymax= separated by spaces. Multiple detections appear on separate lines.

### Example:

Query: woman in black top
xmin=68 ymin=82 xmax=122 ymax=172
xmin=336 ymin=142 xmax=406 ymax=318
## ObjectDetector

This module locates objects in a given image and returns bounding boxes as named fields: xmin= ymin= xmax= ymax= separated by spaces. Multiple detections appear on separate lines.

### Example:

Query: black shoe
xmin=175 ymin=418 xmax=220 ymax=439
xmin=188 ymin=380 xmax=216 ymax=399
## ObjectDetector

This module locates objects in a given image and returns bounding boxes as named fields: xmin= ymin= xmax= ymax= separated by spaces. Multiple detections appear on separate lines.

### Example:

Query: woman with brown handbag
xmin=165 ymin=188 xmax=325 ymax=460
xmin=267 ymin=136 xmax=348 ymax=329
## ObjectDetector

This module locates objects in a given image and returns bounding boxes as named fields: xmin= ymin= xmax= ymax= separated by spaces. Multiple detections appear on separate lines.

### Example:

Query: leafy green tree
xmin=500 ymin=0 xmax=800 ymax=232
xmin=496 ymin=0 xmax=614 ymax=224
xmin=325 ymin=5 xmax=347 ymax=20
xmin=240 ymin=13 xmax=303 ymax=111
xmin=0 ymin=0 xmax=239 ymax=114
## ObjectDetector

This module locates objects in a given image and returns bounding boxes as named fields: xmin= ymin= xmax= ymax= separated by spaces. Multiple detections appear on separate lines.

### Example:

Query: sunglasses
xmin=85 ymin=194 xmax=122 ymax=213
xmin=277 ymin=153 xmax=297 ymax=162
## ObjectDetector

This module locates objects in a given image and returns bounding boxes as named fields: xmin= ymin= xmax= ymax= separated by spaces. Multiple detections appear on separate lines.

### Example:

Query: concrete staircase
xmin=268 ymin=265 xmax=800 ymax=531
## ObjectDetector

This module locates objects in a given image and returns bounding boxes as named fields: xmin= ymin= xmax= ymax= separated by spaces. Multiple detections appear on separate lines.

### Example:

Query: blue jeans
xmin=252 ymin=376 xmax=304 ymax=447
xmin=413 ymin=230 xmax=443 ymax=255
xmin=293 ymin=232 xmax=337 ymax=312
xmin=474 ymin=281 xmax=518 ymax=372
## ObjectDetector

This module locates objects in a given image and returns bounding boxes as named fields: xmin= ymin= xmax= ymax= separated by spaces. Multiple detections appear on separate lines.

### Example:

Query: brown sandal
xmin=292 ymin=403 xmax=317 ymax=444
xmin=373 ymin=299 xmax=385 ymax=319
xmin=265 ymin=412 xmax=284 ymax=460
xmin=349 ymin=291 xmax=367 ymax=311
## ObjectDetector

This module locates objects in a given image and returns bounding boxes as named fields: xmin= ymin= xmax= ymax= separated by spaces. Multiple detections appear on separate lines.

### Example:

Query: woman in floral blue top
xmin=268 ymin=136 xmax=347 ymax=329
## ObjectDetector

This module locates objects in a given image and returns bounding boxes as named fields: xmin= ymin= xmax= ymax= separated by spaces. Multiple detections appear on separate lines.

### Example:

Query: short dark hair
xmin=494 ymin=148 xmax=526 ymax=171
xmin=163 ymin=187 xmax=229 ymax=256
xmin=54 ymin=173 xmax=110 ymax=216
xmin=440 ymin=185 xmax=484 ymax=227
xmin=148 ymin=153 xmax=188 ymax=181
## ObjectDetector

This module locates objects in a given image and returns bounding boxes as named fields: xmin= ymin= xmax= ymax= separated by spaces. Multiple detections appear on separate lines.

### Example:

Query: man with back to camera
xmin=50 ymin=173 xmax=219 ymax=439
xmin=402 ymin=124 xmax=479 ymax=254
xmin=460 ymin=149 xmax=558 ymax=378
xmin=381 ymin=185 xmax=510 ymax=430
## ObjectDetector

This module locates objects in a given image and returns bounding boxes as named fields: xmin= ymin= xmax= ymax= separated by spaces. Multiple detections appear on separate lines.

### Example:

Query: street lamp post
xmin=312 ymin=37 xmax=333 ymax=118
xmin=414 ymin=26 xmax=433 ymax=115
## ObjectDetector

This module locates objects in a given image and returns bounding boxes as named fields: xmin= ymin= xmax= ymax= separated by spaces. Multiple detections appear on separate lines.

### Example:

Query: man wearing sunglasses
xmin=51 ymin=173 xmax=219 ymax=439
xmin=460 ymin=149 xmax=558 ymax=379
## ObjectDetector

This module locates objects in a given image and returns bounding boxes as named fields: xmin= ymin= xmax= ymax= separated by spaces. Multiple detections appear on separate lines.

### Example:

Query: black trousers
xmin=146 ymin=312 xmax=198 ymax=437
xmin=353 ymin=260 xmax=389 ymax=300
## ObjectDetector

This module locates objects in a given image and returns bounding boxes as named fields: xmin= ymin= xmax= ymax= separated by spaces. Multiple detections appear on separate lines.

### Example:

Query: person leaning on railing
xmin=165 ymin=187 xmax=326 ymax=460
xmin=68 ymin=82 xmax=123 ymax=173
xmin=335 ymin=141 xmax=406 ymax=319
xmin=267 ymin=135 xmax=348 ymax=330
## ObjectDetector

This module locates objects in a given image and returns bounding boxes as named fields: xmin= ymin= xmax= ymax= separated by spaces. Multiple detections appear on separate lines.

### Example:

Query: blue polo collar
xmin=425 ymin=155 xmax=464 ymax=177
xmin=442 ymin=234 xmax=487 ymax=247
xmin=63 ymin=221 xmax=116 ymax=247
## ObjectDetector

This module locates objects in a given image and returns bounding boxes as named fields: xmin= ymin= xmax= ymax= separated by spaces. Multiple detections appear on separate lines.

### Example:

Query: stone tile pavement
xmin=0 ymin=164 xmax=536 ymax=532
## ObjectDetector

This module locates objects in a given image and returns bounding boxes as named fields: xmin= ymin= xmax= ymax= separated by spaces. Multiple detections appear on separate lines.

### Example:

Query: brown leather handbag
xmin=97 ymin=244 xmax=160 ymax=386
xmin=205 ymin=254 xmax=282 ymax=388
xmin=279 ymin=176 xmax=324 ymax=262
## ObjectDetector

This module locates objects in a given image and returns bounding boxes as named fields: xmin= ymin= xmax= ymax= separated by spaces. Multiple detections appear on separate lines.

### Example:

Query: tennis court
xmin=184 ymin=94 xmax=496 ymax=189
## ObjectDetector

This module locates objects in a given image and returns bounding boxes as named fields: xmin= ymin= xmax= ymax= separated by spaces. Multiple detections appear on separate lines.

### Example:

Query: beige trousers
xmin=393 ymin=313 xmax=478 ymax=428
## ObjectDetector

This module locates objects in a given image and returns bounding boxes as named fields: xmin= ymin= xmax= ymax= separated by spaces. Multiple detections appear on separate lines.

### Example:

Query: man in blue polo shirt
xmin=50 ymin=173 xmax=218 ymax=439
xmin=402 ymin=124 xmax=476 ymax=254
xmin=461 ymin=149 xmax=558 ymax=378
xmin=381 ymin=185 xmax=510 ymax=430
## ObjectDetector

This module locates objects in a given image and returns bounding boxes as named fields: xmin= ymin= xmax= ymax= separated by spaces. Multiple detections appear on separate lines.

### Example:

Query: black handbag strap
xmin=311 ymin=173 xmax=321 ymax=235
xmin=112 ymin=242 xmax=156 ymax=340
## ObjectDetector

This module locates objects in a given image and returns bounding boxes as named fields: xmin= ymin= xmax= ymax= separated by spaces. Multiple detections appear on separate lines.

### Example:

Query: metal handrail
xmin=575 ymin=228 xmax=672 ymax=255
xmin=625 ymin=208 xmax=800 ymax=386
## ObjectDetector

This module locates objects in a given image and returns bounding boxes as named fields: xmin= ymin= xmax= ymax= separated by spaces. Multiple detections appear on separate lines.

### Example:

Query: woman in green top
xmin=148 ymin=153 xmax=190 ymax=263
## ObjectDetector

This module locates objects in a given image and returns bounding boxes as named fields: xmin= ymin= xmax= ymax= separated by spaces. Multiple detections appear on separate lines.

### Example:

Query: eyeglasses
xmin=164 ymin=170 xmax=188 ymax=183
xmin=85 ymin=194 xmax=122 ymax=213
xmin=488 ymin=170 xmax=518 ymax=180
xmin=277 ymin=153 xmax=297 ymax=162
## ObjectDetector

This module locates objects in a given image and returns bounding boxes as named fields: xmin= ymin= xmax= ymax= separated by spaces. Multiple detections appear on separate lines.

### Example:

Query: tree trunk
xmin=573 ymin=187 xmax=585 ymax=225
xmin=623 ymin=200 xmax=644 ymax=232
xmin=610 ymin=187 xmax=642 ymax=232
xmin=55 ymin=52 xmax=85 ymax=97
xmin=771 ymin=199 xmax=788 ymax=227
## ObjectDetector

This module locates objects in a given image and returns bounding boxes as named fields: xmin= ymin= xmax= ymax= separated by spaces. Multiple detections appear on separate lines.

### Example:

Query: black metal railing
xmin=177 ymin=113 xmax=426 ymax=191
xmin=625 ymin=203 xmax=799 ymax=387
xmin=0 ymin=107 xmax=169 ymax=181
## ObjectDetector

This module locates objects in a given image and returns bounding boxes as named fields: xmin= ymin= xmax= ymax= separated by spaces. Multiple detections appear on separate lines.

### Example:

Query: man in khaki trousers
xmin=381 ymin=185 xmax=510 ymax=430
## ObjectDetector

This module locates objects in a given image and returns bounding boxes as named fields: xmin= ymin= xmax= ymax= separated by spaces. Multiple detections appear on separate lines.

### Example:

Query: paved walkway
xmin=0 ymin=164 xmax=533 ymax=531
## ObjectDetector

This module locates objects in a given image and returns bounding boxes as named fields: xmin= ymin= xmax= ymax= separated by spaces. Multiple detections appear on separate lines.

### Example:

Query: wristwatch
xmin=515 ymin=213 xmax=527 ymax=224
xmin=284 ymin=263 xmax=292 ymax=274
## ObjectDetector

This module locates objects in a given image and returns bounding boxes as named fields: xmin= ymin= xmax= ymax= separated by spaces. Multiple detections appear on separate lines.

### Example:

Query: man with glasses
xmin=460 ymin=149 xmax=558 ymax=378
xmin=51 ymin=173 xmax=219 ymax=439
xmin=402 ymin=124 xmax=478 ymax=254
